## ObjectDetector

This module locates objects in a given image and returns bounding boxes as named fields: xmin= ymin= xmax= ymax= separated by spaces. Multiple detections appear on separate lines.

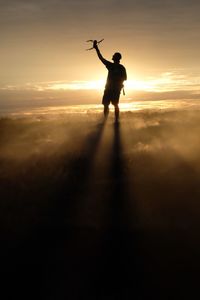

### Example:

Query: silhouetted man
xmin=93 ymin=40 xmax=127 ymax=121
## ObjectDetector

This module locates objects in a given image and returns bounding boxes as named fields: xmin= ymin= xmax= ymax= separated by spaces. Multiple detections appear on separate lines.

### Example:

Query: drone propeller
xmin=86 ymin=47 xmax=94 ymax=51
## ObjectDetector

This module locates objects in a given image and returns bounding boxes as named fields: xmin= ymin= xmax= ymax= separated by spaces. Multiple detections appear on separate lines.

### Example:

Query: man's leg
xmin=104 ymin=104 xmax=109 ymax=117
xmin=114 ymin=104 xmax=119 ymax=121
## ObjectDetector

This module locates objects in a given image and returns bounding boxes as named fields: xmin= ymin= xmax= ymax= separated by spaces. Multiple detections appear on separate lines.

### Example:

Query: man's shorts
xmin=102 ymin=88 xmax=121 ymax=106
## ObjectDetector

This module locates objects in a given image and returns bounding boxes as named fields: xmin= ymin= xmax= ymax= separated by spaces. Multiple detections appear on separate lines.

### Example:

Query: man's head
xmin=112 ymin=52 xmax=122 ymax=63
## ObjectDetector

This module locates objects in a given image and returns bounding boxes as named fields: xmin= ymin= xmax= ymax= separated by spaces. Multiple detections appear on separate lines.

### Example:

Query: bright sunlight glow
xmin=34 ymin=72 xmax=187 ymax=93
xmin=48 ymin=79 xmax=156 ymax=91
xmin=48 ymin=80 xmax=105 ymax=91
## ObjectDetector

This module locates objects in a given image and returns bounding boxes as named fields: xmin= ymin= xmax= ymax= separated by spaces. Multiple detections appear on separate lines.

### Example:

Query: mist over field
xmin=1 ymin=105 xmax=200 ymax=299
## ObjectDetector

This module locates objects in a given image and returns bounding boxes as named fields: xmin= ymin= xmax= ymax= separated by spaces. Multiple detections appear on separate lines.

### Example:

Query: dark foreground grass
xmin=1 ymin=110 xmax=200 ymax=299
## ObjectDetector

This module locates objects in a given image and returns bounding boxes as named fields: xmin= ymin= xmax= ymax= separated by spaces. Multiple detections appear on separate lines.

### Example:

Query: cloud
xmin=2 ymin=69 xmax=200 ymax=93
xmin=2 ymin=0 xmax=200 ymax=27
xmin=1 ymin=0 xmax=200 ymax=45
xmin=0 ymin=1 xmax=42 ymax=22
xmin=0 ymin=80 xmax=102 ymax=92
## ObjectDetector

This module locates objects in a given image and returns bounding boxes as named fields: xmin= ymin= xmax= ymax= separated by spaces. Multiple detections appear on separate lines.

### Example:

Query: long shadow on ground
xmin=93 ymin=122 xmax=144 ymax=300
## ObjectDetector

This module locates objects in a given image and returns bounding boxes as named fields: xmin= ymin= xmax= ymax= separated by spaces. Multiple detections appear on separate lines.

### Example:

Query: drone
xmin=86 ymin=39 xmax=104 ymax=50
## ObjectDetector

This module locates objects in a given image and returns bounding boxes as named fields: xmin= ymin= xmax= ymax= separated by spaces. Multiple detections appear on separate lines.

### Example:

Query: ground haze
xmin=1 ymin=107 xmax=200 ymax=299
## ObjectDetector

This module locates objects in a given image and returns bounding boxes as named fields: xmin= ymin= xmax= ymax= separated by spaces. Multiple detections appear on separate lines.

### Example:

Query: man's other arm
xmin=124 ymin=67 xmax=127 ymax=81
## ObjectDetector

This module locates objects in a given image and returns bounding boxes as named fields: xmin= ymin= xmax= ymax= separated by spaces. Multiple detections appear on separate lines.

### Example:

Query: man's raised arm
xmin=93 ymin=40 xmax=108 ymax=65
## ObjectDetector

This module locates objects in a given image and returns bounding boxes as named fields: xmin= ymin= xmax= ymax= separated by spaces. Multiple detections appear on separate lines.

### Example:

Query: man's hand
xmin=93 ymin=40 xmax=98 ymax=49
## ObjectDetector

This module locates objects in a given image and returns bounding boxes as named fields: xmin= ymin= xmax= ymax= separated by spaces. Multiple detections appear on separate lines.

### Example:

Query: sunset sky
xmin=1 ymin=0 xmax=200 ymax=104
